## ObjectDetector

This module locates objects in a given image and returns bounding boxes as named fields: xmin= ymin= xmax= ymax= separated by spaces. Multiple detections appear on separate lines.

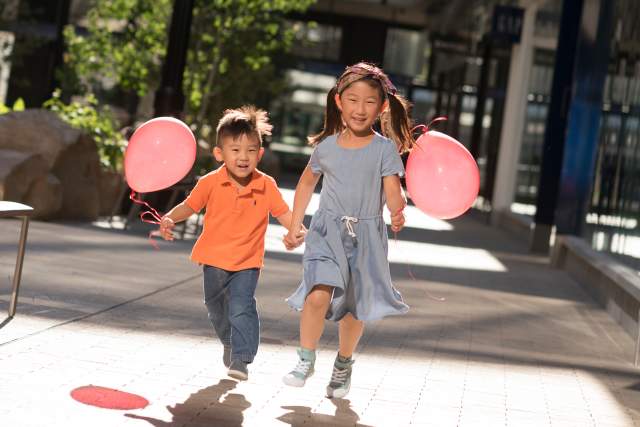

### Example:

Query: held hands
xmin=159 ymin=216 xmax=176 ymax=241
xmin=390 ymin=208 xmax=405 ymax=233
xmin=283 ymin=224 xmax=307 ymax=250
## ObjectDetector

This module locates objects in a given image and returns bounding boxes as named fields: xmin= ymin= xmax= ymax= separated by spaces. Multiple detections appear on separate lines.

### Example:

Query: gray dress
xmin=286 ymin=133 xmax=410 ymax=322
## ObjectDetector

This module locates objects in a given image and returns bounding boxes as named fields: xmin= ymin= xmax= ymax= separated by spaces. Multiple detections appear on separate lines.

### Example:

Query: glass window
xmin=270 ymin=69 xmax=336 ymax=167
xmin=290 ymin=21 xmax=342 ymax=62
xmin=384 ymin=27 xmax=427 ymax=78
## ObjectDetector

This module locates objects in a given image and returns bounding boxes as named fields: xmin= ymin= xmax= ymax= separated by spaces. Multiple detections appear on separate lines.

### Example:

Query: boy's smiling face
xmin=214 ymin=133 xmax=264 ymax=186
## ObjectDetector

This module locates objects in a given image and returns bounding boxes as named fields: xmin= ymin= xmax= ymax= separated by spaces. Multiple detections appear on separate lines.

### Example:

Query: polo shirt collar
xmin=220 ymin=165 xmax=265 ymax=195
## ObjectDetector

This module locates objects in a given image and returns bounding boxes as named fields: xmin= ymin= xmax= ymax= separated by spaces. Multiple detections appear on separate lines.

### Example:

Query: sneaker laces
xmin=293 ymin=358 xmax=313 ymax=375
xmin=330 ymin=366 xmax=349 ymax=385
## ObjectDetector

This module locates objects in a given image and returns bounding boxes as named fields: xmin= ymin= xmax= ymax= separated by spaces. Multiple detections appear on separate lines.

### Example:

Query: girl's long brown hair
xmin=308 ymin=63 xmax=414 ymax=153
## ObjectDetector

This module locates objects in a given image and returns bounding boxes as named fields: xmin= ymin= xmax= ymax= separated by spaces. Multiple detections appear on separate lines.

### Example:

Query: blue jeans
xmin=202 ymin=265 xmax=260 ymax=363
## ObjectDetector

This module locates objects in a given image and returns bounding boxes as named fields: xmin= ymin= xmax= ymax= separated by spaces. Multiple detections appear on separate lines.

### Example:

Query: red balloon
xmin=124 ymin=117 xmax=196 ymax=193
xmin=406 ymin=130 xmax=480 ymax=219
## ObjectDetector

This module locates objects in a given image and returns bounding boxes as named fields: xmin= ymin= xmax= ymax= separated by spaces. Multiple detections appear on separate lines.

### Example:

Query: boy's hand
xmin=283 ymin=225 xmax=307 ymax=250
xmin=159 ymin=216 xmax=175 ymax=241
xmin=390 ymin=209 xmax=405 ymax=233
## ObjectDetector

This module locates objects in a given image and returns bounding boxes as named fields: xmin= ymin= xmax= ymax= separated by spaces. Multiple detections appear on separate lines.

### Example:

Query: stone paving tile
xmin=2 ymin=216 xmax=640 ymax=426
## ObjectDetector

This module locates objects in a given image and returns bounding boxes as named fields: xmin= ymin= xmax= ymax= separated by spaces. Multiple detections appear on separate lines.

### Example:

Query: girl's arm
xmin=284 ymin=165 xmax=321 ymax=248
xmin=160 ymin=202 xmax=196 ymax=241
xmin=383 ymin=175 xmax=407 ymax=232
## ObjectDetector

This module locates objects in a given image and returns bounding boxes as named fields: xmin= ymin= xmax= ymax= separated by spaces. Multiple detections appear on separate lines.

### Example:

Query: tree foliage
xmin=185 ymin=0 xmax=315 ymax=133
xmin=60 ymin=0 xmax=315 ymax=138
xmin=62 ymin=0 xmax=171 ymax=97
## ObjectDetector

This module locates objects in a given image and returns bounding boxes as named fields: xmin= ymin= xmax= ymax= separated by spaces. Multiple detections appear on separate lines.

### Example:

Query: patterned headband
xmin=336 ymin=64 xmax=397 ymax=97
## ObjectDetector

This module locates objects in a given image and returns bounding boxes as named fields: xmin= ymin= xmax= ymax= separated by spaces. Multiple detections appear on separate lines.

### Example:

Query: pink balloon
xmin=124 ymin=117 xmax=196 ymax=193
xmin=406 ymin=131 xmax=480 ymax=219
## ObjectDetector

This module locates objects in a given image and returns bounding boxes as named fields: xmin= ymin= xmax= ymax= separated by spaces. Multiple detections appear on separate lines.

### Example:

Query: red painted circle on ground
xmin=70 ymin=385 xmax=149 ymax=410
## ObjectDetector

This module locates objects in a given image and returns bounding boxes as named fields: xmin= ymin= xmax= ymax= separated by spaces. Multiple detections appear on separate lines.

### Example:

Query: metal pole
xmin=154 ymin=0 xmax=195 ymax=117
xmin=636 ymin=309 xmax=640 ymax=367
xmin=8 ymin=216 xmax=29 ymax=318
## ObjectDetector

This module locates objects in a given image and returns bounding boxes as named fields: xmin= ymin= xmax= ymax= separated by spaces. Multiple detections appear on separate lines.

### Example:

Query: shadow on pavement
xmin=125 ymin=379 xmax=249 ymax=427
xmin=277 ymin=398 xmax=373 ymax=427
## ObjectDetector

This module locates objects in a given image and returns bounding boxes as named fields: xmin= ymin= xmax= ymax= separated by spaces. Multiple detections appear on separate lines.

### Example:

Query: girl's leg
xmin=283 ymin=284 xmax=332 ymax=387
xmin=326 ymin=313 xmax=364 ymax=398
xmin=299 ymin=285 xmax=333 ymax=349
xmin=338 ymin=313 xmax=364 ymax=357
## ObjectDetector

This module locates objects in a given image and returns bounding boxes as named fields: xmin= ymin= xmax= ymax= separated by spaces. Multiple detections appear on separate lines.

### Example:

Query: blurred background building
xmin=2 ymin=0 xmax=640 ymax=273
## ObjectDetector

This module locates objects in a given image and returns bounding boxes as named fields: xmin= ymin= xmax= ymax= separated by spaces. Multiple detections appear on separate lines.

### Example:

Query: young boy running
xmin=160 ymin=106 xmax=301 ymax=380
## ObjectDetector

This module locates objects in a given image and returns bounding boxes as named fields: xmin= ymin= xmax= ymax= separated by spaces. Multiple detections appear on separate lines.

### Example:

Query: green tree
xmin=62 ymin=0 xmax=171 ymax=98
xmin=184 ymin=0 xmax=315 ymax=135
xmin=60 ymin=0 xmax=315 ymax=136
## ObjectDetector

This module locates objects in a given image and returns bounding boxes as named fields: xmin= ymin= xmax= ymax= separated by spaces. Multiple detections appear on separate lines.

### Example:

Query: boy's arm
xmin=383 ymin=175 xmax=407 ymax=233
xmin=276 ymin=211 xmax=293 ymax=229
xmin=164 ymin=202 xmax=196 ymax=223
xmin=160 ymin=202 xmax=196 ymax=241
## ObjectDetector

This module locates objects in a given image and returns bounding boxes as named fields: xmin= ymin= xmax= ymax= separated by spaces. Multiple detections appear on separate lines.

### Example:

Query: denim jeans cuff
xmin=232 ymin=353 xmax=255 ymax=363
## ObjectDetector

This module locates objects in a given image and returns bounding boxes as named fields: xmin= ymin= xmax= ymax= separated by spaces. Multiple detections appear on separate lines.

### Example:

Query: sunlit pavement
xmin=1 ymin=201 xmax=639 ymax=426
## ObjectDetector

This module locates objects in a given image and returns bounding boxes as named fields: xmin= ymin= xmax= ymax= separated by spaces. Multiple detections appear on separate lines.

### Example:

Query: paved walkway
xmin=1 ymin=200 xmax=639 ymax=426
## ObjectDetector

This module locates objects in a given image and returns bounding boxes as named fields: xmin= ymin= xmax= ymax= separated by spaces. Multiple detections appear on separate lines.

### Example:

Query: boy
xmin=159 ymin=106 xmax=301 ymax=381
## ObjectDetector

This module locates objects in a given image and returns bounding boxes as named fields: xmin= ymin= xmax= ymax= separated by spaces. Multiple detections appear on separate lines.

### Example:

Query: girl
xmin=282 ymin=62 xmax=413 ymax=398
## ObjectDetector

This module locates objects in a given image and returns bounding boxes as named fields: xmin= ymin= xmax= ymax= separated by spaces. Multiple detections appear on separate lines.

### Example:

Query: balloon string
xmin=129 ymin=190 xmax=163 ymax=249
xmin=412 ymin=116 xmax=448 ymax=135
xmin=392 ymin=207 xmax=445 ymax=302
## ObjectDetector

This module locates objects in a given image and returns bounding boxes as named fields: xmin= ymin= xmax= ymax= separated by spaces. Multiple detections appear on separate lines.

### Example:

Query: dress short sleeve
xmin=309 ymin=147 xmax=322 ymax=175
xmin=381 ymin=141 xmax=405 ymax=177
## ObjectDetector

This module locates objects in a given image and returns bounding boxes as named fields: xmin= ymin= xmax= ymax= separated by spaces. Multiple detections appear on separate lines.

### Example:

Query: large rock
xmin=23 ymin=174 xmax=63 ymax=220
xmin=0 ymin=148 xmax=49 ymax=202
xmin=51 ymin=133 xmax=102 ymax=220
xmin=0 ymin=109 xmax=82 ymax=168
xmin=98 ymin=169 xmax=126 ymax=216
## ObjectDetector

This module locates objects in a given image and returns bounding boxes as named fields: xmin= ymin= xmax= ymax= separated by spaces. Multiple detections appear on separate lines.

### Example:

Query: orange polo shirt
xmin=184 ymin=166 xmax=289 ymax=271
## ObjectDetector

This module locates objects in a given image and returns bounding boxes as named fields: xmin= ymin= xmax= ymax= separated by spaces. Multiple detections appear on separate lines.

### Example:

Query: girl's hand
xmin=159 ymin=216 xmax=175 ymax=241
xmin=390 ymin=209 xmax=405 ymax=233
xmin=283 ymin=225 xmax=307 ymax=250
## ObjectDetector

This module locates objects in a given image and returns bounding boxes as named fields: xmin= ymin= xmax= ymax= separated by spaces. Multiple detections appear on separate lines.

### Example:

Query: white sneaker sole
xmin=282 ymin=371 xmax=313 ymax=387
xmin=326 ymin=383 xmax=350 ymax=398
xmin=227 ymin=369 xmax=248 ymax=381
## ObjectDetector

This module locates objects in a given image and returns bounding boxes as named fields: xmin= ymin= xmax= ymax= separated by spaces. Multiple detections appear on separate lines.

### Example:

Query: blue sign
xmin=491 ymin=5 xmax=524 ymax=43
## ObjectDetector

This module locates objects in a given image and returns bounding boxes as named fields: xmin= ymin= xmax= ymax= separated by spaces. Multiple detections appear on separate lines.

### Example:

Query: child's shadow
xmin=125 ymin=379 xmax=249 ymax=427
xmin=277 ymin=398 xmax=373 ymax=427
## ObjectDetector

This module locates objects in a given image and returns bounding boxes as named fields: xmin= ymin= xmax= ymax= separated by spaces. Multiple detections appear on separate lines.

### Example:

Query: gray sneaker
xmin=326 ymin=354 xmax=354 ymax=398
xmin=227 ymin=359 xmax=248 ymax=381
xmin=223 ymin=345 xmax=231 ymax=368
xmin=282 ymin=348 xmax=316 ymax=387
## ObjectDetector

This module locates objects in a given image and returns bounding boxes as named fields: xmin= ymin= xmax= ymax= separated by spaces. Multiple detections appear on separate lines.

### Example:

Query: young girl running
xmin=282 ymin=62 xmax=413 ymax=398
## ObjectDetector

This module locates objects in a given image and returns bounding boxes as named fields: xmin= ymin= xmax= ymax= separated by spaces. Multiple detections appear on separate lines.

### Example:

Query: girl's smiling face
xmin=335 ymin=80 xmax=388 ymax=136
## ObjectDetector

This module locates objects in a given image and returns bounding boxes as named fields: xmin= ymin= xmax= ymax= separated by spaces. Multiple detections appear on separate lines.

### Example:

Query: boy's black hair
xmin=216 ymin=105 xmax=273 ymax=146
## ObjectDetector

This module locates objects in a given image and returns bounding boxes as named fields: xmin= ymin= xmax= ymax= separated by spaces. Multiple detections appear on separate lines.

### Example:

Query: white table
xmin=0 ymin=201 xmax=33 ymax=322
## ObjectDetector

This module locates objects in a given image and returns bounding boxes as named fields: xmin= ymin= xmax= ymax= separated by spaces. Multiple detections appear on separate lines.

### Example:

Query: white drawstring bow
xmin=340 ymin=216 xmax=359 ymax=238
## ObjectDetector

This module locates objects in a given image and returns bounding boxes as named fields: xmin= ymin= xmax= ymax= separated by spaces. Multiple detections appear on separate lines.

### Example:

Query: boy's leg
xmin=227 ymin=268 xmax=260 ymax=364
xmin=202 ymin=265 xmax=232 ymax=348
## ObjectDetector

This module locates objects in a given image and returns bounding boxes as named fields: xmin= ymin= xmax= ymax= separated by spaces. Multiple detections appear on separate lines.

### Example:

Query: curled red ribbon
xmin=412 ymin=115 xmax=448 ymax=135
xmin=129 ymin=190 xmax=163 ymax=249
